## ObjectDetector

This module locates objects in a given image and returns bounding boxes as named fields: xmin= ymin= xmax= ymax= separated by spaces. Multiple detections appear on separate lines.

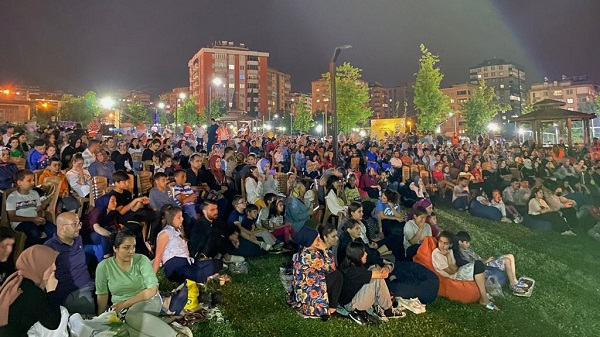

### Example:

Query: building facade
xmin=188 ymin=41 xmax=269 ymax=118
xmin=368 ymin=82 xmax=392 ymax=119
xmin=387 ymin=83 xmax=416 ymax=119
xmin=290 ymin=93 xmax=312 ymax=117
xmin=439 ymin=83 xmax=476 ymax=136
xmin=311 ymin=78 xmax=330 ymax=114
xmin=528 ymin=75 xmax=598 ymax=112
xmin=266 ymin=67 xmax=291 ymax=116
xmin=469 ymin=58 xmax=526 ymax=125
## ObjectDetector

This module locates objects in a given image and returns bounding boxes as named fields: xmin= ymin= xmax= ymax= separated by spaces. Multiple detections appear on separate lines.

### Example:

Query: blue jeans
xmin=16 ymin=220 xmax=56 ymax=247
xmin=162 ymin=257 xmax=223 ymax=283
xmin=88 ymin=231 xmax=113 ymax=258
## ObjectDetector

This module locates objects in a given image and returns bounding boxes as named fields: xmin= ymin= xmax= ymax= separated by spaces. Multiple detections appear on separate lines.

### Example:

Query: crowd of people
xmin=0 ymin=117 xmax=599 ymax=335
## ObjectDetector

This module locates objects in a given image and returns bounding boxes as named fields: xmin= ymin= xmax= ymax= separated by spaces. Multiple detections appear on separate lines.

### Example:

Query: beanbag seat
xmin=386 ymin=261 xmax=439 ymax=304
xmin=413 ymin=236 xmax=480 ymax=303
xmin=522 ymin=215 xmax=553 ymax=232
xmin=469 ymin=200 xmax=502 ymax=221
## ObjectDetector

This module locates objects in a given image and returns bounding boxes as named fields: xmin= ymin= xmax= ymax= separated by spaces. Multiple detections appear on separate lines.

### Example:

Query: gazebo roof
xmin=216 ymin=110 xmax=258 ymax=122
xmin=513 ymin=107 xmax=596 ymax=122
xmin=533 ymin=98 xmax=565 ymax=107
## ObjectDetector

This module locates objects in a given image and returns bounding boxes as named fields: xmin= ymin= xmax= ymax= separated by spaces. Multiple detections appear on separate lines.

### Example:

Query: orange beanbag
xmin=413 ymin=236 xmax=480 ymax=303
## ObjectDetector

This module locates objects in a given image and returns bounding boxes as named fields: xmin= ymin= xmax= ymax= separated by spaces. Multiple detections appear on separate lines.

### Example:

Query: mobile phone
xmin=269 ymin=169 xmax=276 ymax=174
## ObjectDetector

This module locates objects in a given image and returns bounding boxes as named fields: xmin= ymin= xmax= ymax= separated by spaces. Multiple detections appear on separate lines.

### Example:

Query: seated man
xmin=6 ymin=169 xmax=56 ymax=247
xmin=44 ymin=212 xmax=96 ymax=314
xmin=38 ymin=157 xmax=78 ymax=212
xmin=148 ymin=172 xmax=177 ymax=211
xmin=88 ymin=150 xmax=116 ymax=183
xmin=502 ymin=178 xmax=530 ymax=214
xmin=432 ymin=231 xmax=497 ymax=310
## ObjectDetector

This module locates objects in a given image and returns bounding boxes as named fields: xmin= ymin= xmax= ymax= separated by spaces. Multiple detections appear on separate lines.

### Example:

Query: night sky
xmin=0 ymin=0 xmax=598 ymax=96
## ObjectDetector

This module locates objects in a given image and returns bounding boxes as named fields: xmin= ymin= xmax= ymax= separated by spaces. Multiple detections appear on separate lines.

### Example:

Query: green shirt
xmin=95 ymin=254 xmax=158 ymax=304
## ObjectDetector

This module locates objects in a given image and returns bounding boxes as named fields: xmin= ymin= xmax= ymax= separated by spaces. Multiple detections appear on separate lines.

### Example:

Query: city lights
xmin=100 ymin=97 xmax=115 ymax=109
xmin=315 ymin=124 xmax=323 ymax=133
xmin=487 ymin=122 xmax=499 ymax=132
xmin=158 ymin=102 xmax=165 ymax=109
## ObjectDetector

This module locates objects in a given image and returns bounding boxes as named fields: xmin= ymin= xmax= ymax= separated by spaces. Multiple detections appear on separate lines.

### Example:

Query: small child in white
xmin=490 ymin=189 xmax=523 ymax=223
xmin=453 ymin=230 xmax=531 ymax=296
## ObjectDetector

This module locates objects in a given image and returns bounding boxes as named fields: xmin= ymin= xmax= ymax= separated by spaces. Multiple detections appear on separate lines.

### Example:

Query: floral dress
xmin=289 ymin=247 xmax=336 ymax=316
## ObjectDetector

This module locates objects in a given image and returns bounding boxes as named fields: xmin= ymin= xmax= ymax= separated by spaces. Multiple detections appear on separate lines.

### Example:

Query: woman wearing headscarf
xmin=82 ymin=193 xmax=120 ymax=261
xmin=290 ymin=227 xmax=342 ymax=319
xmin=60 ymin=134 xmax=83 ymax=169
xmin=111 ymin=141 xmax=134 ymax=173
xmin=0 ymin=245 xmax=65 ymax=336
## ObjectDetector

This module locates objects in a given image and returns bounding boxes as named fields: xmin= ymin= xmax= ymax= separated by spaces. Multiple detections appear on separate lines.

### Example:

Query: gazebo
xmin=512 ymin=99 xmax=596 ymax=147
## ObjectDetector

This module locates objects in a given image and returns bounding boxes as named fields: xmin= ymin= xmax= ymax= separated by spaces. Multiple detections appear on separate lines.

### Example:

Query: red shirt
xmin=431 ymin=170 xmax=443 ymax=183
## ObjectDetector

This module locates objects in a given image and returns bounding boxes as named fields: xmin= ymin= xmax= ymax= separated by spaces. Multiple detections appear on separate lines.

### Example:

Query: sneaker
xmin=272 ymin=242 xmax=285 ymax=251
xmin=561 ymin=230 xmax=577 ymax=236
xmin=260 ymin=242 xmax=272 ymax=251
xmin=348 ymin=310 xmax=369 ymax=325
xmin=171 ymin=322 xmax=193 ymax=337
xmin=501 ymin=217 xmax=512 ymax=223
xmin=374 ymin=306 xmax=389 ymax=322
xmin=384 ymin=307 xmax=407 ymax=319
xmin=410 ymin=298 xmax=426 ymax=313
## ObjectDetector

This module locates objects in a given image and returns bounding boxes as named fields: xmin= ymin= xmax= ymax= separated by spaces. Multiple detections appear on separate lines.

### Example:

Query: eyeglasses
xmin=69 ymin=221 xmax=82 ymax=228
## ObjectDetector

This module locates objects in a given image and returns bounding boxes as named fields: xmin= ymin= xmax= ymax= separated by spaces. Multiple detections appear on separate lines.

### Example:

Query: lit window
xmin=229 ymin=83 xmax=235 ymax=89
xmin=500 ymin=84 xmax=505 ymax=89
xmin=567 ymin=98 xmax=574 ymax=104
xmin=553 ymin=90 xmax=562 ymax=96
xmin=240 ymin=84 xmax=245 ymax=89
xmin=478 ymin=74 xmax=482 ymax=79
xmin=229 ymin=64 xmax=235 ymax=70
xmin=450 ymin=98 xmax=455 ymax=103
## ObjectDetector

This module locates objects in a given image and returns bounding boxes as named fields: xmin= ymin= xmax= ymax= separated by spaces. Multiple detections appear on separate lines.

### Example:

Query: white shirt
xmin=66 ymin=169 xmax=91 ymax=198
xmin=5 ymin=190 xmax=41 ymax=229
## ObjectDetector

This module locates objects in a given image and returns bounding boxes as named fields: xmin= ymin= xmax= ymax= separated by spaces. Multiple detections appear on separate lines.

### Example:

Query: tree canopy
xmin=413 ymin=44 xmax=450 ymax=133
xmin=321 ymin=62 xmax=372 ymax=133
xmin=123 ymin=102 xmax=151 ymax=124
xmin=462 ymin=79 xmax=507 ymax=135
xmin=175 ymin=97 xmax=199 ymax=125
xmin=58 ymin=91 xmax=101 ymax=125
xmin=291 ymin=95 xmax=315 ymax=133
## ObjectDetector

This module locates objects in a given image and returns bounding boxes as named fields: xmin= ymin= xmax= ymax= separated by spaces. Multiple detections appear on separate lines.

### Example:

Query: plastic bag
xmin=485 ymin=274 xmax=504 ymax=298
xmin=27 ymin=306 xmax=70 ymax=337
xmin=184 ymin=279 xmax=199 ymax=312
xmin=229 ymin=261 xmax=249 ymax=274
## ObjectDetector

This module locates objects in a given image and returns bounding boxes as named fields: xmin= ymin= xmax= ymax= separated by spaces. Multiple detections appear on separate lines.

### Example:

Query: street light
xmin=330 ymin=44 xmax=352 ymax=166
xmin=448 ymin=111 xmax=457 ymax=134
xmin=208 ymin=77 xmax=223 ymax=122
xmin=175 ymin=93 xmax=186 ymax=135
xmin=100 ymin=97 xmax=115 ymax=109
xmin=315 ymin=124 xmax=323 ymax=138
xmin=154 ymin=102 xmax=165 ymax=125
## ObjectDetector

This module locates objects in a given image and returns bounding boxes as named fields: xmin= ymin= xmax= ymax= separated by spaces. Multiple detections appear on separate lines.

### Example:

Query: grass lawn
xmin=185 ymin=206 xmax=600 ymax=337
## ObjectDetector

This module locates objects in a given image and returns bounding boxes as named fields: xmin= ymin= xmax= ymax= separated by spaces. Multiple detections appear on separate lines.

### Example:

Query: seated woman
xmin=347 ymin=202 xmax=402 ymax=263
xmin=528 ymin=186 xmax=575 ymax=235
xmin=325 ymin=175 xmax=347 ymax=220
xmin=244 ymin=166 xmax=266 ymax=208
xmin=82 ymin=193 xmax=120 ymax=261
xmin=285 ymin=181 xmax=318 ymax=233
xmin=96 ymin=231 xmax=179 ymax=337
xmin=359 ymin=167 xmax=381 ymax=199
xmin=66 ymin=153 xmax=92 ymax=199
xmin=153 ymin=205 xmax=222 ymax=284
xmin=403 ymin=206 xmax=432 ymax=261
xmin=344 ymin=174 xmax=363 ymax=203
xmin=431 ymin=163 xmax=455 ymax=197
xmin=374 ymin=189 xmax=405 ymax=239
xmin=337 ymin=219 xmax=394 ymax=269
xmin=305 ymin=154 xmax=322 ymax=179
xmin=0 ymin=245 xmax=67 ymax=336
xmin=290 ymin=227 xmax=342 ymax=319
xmin=470 ymin=190 xmax=502 ymax=221
xmin=340 ymin=241 xmax=404 ymax=324
xmin=398 ymin=177 xmax=427 ymax=209
xmin=111 ymin=141 xmax=134 ymax=173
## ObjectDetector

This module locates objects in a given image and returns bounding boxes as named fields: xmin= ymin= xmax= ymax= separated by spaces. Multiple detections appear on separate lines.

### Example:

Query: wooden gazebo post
xmin=567 ymin=118 xmax=572 ymax=148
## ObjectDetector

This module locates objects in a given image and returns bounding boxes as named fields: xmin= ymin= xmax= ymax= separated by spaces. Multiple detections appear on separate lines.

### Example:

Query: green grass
xmin=182 ymin=206 xmax=600 ymax=337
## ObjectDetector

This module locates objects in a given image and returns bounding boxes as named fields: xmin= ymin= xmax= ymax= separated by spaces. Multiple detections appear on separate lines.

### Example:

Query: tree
xmin=58 ymin=91 xmax=101 ymax=125
xmin=201 ymin=97 xmax=228 ymax=124
xmin=521 ymin=103 xmax=535 ymax=115
xmin=413 ymin=44 xmax=450 ymax=133
xmin=462 ymin=79 xmax=508 ymax=135
xmin=321 ymin=62 xmax=372 ymax=133
xmin=124 ymin=102 xmax=151 ymax=124
xmin=292 ymin=95 xmax=315 ymax=133
xmin=175 ymin=97 xmax=199 ymax=125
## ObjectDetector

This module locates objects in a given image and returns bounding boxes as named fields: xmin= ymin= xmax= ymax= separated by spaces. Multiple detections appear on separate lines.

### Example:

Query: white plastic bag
xmin=27 ymin=306 xmax=70 ymax=337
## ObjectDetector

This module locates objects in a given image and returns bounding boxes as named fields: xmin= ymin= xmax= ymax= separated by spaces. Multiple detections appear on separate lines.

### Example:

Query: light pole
xmin=208 ymin=77 xmax=223 ymax=123
xmin=449 ymin=112 xmax=457 ymax=134
xmin=330 ymin=44 xmax=352 ymax=166
xmin=155 ymin=102 xmax=165 ymax=126
xmin=175 ymin=92 xmax=186 ymax=135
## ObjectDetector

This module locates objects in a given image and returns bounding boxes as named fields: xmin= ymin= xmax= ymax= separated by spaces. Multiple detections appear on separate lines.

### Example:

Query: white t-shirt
xmin=432 ymin=248 xmax=475 ymax=281
xmin=5 ymin=190 xmax=41 ymax=229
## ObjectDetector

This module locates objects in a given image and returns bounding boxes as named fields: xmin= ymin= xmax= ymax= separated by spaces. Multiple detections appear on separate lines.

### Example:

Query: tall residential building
xmin=188 ymin=41 xmax=269 ymax=117
xmin=469 ymin=58 xmax=526 ymax=124
xmin=368 ymin=82 xmax=392 ymax=119
xmin=528 ymin=75 xmax=598 ymax=112
xmin=387 ymin=83 xmax=416 ymax=119
xmin=439 ymin=83 xmax=476 ymax=135
xmin=116 ymin=90 xmax=151 ymax=107
xmin=266 ymin=67 xmax=291 ymax=115
xmin=161 ymin=87 xmax=189 ymax=114
xmin=311 ymin=78 xmax=329 ymax=114
xmin=290 ymin=93 xmax=312 ymax=116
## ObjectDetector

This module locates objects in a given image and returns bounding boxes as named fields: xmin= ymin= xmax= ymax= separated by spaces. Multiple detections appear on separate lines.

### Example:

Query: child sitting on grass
xmin=240 ymin=204 xmax=278 ymax=251
xmin=453 ymin=230 xmax=531 ymax=296
xmin=490 ymin=189 xmax=523 ymax=223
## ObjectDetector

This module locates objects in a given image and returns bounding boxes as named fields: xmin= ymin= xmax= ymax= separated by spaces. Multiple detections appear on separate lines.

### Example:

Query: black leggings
xmin=325 ymin=269 xmax=343 ymax=308
xmin=473 ymin=260 xmax=485 ymax=276
xmin=530 ymin=212 xmax=570 ymax=232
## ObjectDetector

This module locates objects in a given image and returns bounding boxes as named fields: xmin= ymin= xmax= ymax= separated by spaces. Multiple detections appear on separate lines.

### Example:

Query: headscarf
xmin=208 ymin=155 xmax=225 ymax=185
xmin=0 ymin=245 xmax=59 ymax=326
xmin=295 ymin=227 xmax=318 ymax=248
